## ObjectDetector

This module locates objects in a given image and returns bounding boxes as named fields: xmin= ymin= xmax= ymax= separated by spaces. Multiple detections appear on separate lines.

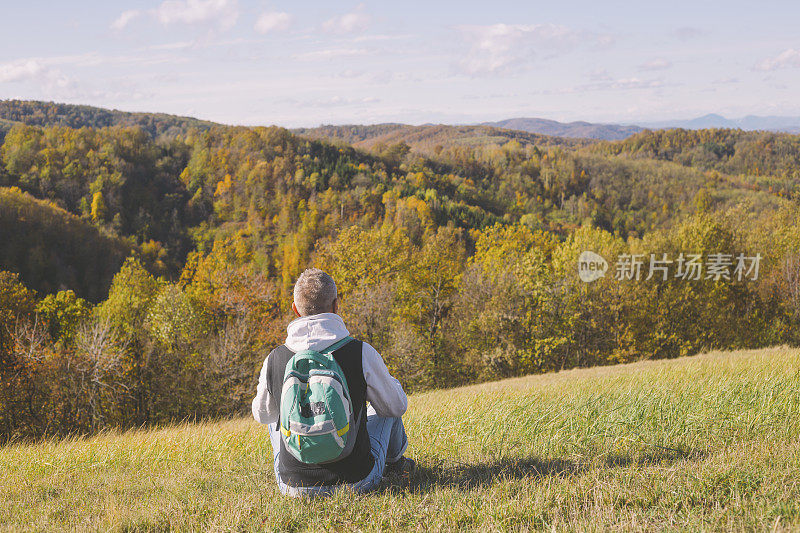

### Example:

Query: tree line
xmin=2 ymin=109 xmax=800 ymax=441
xmin=4 ymin=203 xmax=800 ymax=442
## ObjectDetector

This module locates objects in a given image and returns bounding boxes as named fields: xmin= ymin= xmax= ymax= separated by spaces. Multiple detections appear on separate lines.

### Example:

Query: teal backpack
xmin=279 ymin=336 xmax=358 ymax=464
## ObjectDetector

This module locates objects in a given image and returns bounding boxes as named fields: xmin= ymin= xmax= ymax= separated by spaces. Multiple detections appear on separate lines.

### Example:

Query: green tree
xmin=35 ymin=290 xmax=91 ymax=345
xmin=396 ymin=227 xmax=465 ymax=387
xmin=90 ymin=190 xmax=107 ymax=222
xmin=96 ymin=257 xmax=161 ymax=424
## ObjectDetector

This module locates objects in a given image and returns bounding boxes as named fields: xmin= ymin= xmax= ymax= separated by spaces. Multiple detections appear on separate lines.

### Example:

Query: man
xmin=252 ymin=268 xmax=414 ymax=497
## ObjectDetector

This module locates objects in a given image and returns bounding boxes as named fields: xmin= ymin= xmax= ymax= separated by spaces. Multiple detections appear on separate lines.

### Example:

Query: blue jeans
xmin=268 ymin=405 xmax=408 ymax=497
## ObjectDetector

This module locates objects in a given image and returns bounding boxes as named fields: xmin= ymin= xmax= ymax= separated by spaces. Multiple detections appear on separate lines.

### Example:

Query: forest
xmin=2 ymin=99 xmax=800 ymax=442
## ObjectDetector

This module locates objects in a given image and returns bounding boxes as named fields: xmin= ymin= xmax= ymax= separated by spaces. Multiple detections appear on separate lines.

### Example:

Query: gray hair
xmin=293 ymin=268 xmax=338 ymax=316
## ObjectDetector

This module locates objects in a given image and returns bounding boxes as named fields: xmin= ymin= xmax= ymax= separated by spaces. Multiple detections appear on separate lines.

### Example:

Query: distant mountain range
xmin=299 ymin=114 xmax=800 ymax=146
xmin=479 ymin=114 xmax=800 ymax=140
xmin=634 ymin=113 xmax=800 ymax=134
xmin=4 ymin=99 xmax=800 ymax=144
xmin=480 ymin=118 xmax=644 ymax=141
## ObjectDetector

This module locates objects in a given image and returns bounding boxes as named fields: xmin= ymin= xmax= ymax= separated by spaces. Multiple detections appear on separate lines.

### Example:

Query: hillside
xmin=0 ymin=187 xmax=133 ymax=302
xmin=294 ymin=123 xmax=591 ymax=154
xmin=589 ymin=128 xmax=800 ymax=198
xmin=0 ymin=118 xmax=15 ymax=141
xmin=4 ymin=103 xmax=800 ymax=446
xmin=0 ymin=100 xmax=218 ymax=139
xmin=481 ymin=117 xmax=644 ymax=140
xmin=3 ymin=346 xmax=798 ymax=531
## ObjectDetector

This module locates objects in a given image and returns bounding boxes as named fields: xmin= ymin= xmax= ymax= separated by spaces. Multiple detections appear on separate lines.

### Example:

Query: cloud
xmin=0 ymin=50 xmax=190 ymax=83
xmin=337 ymin=69 xmax=365 ymax=79
xmin=537 ymin=76 xmax=668 ymax=95
xmin=254 ymin=11 xmax=292 ymax=33
xmin=456 ymin=23 xmax=584 ymax=76
xmin=322 ymin=4 xmax=371 ymax=34
xmin=281 ymin=95 xmax=379 ymax=108
xmin=579 ymin=77 xmax=667 ymax=91
xmin=145 ymin=41 xmax=195 ymax=51
xmin=293 ymin=48 xmax=369 ymax=61
xmin=109 ymin=0 xmax=239 ymax=31
xmin=157 ymin=0 xmax=239 ymax=28
xmin=675 ymin=27 xmax=704 ymax=40
xmin=595 ymin=34 xmax=616 ymax=47
xmin=351 ymin=34 xmax=410 ymax=43
xmin=0 ymin=59 xmax=46 ymax=83
xmin=0 ymin=58 xmax=75 ymax=96
xmin=638 ymin=58 xmax=672 ymax=71
xmin=111 ymin=10 xmax=142 ymax=30
xmin=587 ymin=69 xmax=612 ymax=81
xmin=605 ymin=77 xmax=665 ymax=90
xmin=754 ymin=49 xmax=800 ymax=71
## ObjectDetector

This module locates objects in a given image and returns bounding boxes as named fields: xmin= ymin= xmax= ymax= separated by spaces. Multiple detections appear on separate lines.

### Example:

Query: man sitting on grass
xmin=252 ymin=268 xmax=414 ymax=497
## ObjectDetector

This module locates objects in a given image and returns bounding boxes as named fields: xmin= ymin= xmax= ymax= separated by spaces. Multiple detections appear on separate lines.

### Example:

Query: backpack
xmin=279 ymin=336 xmax=358 ymax=464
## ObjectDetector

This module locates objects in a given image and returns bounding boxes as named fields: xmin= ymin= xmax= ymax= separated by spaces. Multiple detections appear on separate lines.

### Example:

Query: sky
xmin=2 ymin=0 xmax=800 ymax=127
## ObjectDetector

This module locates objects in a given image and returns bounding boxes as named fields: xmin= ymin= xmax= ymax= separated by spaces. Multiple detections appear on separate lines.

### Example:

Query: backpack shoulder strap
xmin=320 ymin=336 xmax=353 ymax=355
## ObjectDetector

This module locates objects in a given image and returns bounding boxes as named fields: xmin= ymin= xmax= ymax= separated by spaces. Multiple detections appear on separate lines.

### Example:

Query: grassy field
xmin=3 ymin=347 xmax=800 ymax=532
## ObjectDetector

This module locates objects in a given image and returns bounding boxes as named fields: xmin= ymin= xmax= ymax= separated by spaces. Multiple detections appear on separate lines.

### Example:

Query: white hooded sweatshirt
xmin=251 ymin=313 xmax=408 ymax=425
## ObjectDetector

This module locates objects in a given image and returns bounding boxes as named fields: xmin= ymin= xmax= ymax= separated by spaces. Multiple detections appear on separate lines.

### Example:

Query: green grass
xmin=3 ymin=347 xmax=800 ymax=531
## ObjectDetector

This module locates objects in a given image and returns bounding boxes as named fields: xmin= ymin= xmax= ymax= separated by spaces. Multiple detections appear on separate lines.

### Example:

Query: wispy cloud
xmin=111 ymin=0 xmax=239 ymax=32
xmin=587 ymin=69 xmax=613 ymax=81
xmin=674 ymin=27 xmax=704 ymax=40
xmin=155 ymin=0 xmax=238 ymax=28
xmin=754 ymin=48 xmax=800 ymax=71
xmin=254 ymin=11 xmax=292 ymax=34
xmin=351 ymin=34 xmax=411 ymax=43
xmin=0 ymin=59 xmax=46 ymax=83
xmin=111 ymin=10 xmax=142 ymax=31
xmin=579 ymin=77 xmax=667 ymax=91
xmin=281 ymin=95 xmax=380 ymax=108
xmin=638 ymin=58 xmax=672 ymax=71
xmin=293 ymin=48 xmax=369 ymax=61
xmin=455 ymin=23 xmax=598 ymax=76
xmin=144 ymin=41 xmax=195 ymax=51
xmin=596 ymin=34 xmax=616 ymax=47
xmin=322 ymin=4 xmax=371 ymax=34
xmin=538 ymin=76 xmax=669 ymax=96
xmin=0 ymin=58 xmax=75 ymax=91
xmin=1 ymin=51 xmax=190 ymax=79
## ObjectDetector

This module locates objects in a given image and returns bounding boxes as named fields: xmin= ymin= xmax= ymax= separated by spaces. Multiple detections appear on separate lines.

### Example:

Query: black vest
xmin=265 ymin=338 xmax=374 ymax=487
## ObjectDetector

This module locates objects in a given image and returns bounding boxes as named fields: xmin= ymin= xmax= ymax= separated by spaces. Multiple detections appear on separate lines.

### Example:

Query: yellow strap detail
xmin=280 ymin=424 xmax=291 ymax=437
xmin=337 ymin=423 xmax=349 ymax=437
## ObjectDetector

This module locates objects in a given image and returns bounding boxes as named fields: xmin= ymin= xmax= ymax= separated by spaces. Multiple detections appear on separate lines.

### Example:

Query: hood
xmin=285 ymin=313 xmax=350 ymax=352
